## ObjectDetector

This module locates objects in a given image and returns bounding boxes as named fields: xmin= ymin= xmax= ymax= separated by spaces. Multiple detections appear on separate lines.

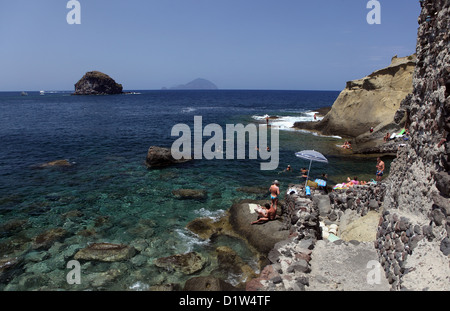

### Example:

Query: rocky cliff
xmin=294 ymin=55 xmax=415 ymax=138
xmin=73 ymin=71 xmax=123 ymax=95
xmin=380 ymin=0 xmax=450 ymax=290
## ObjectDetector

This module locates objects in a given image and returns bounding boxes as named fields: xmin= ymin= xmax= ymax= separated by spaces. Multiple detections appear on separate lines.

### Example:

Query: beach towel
xmin=327 ymin=233 xmax=340 ymax=242
xmin=333 ymin=183 xmax=348 ymax=190
xmin=315 ymin=179 xmax=327 ymax=187
xmin=248 ymin=203 xmax=258 ymax=214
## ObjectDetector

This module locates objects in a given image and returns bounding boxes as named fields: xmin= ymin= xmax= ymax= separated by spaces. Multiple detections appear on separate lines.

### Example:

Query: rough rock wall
xmin=380 ymin=0 xmax=450 ymax=290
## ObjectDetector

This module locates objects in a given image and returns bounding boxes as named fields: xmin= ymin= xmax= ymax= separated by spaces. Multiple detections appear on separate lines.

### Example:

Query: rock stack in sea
xmin=73 ymin=71 xmax=123 ymax=95
xmin=379 ymin=0 xmax=450 ymax=290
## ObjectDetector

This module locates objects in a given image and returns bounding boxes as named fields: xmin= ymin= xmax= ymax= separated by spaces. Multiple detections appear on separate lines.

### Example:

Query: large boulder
xmin=73 ymin=71 xmax=123 ymax=95
xmin=214 ymin=246 xmax=257 ymax=284
xmin=145 ymin=146 xmax=191 ymax=168
xmin=228 ymin=200 xmax=290 ymax=254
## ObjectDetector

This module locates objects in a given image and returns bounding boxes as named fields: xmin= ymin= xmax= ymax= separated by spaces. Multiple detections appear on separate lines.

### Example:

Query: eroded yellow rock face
xmin=339 ymin=211 xmax=382 ymax=242
xmin=319 ymin=55 xmax=415 ymax=138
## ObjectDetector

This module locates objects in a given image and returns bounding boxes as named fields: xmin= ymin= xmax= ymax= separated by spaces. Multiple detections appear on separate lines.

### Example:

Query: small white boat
xmin=40 ymin=90 xmax=45 ymax=95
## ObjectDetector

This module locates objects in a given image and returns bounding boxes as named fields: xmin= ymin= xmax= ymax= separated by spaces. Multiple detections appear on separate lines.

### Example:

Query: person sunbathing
xmin=345 ymin=176 xmax=359 ymax=187
xmin=341 ymin=141 xmax=352 ymax=149
xmin=251 ymin=203 xmax=276 ymax=225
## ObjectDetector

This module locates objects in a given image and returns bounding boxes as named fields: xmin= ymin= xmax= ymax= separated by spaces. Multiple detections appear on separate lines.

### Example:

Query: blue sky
xmin=0 ymin=0 xmax=420 ymax=91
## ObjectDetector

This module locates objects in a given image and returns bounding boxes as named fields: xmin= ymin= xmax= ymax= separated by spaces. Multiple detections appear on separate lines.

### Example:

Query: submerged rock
xmin=145 ymin=146 xmax=191 ymax=168
xmin=73 ymin=71 xmax=123 ymax=95
xmin=32 ymin=228 xmax=68 ymax=250
xmin=0 ymin=257 xmax=24 ymax=283
xmin=172 ymin=189 xmax=207 ymax=200
xmin=74 ymin=243 xmax=137 ymax=262
xmin=214 ymin=246 xmax=257 ymax=284
xmin=34 ymin=159 xmax=73 ymax=169
xmin=184 ymin=276 xmax=238 ymax=291
xmin=155 ymin=252 xmax=207 ymax=275
xmin=186 ymin=218 xmax=219 ymax=240
xmin=0 ymin=219 xmax=28 ymax=235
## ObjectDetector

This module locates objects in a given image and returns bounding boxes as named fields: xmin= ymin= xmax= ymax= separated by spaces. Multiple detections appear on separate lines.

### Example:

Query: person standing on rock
xmin=376 ymin=157 xmax=385 ymax=182
xmin=269 ymin=180 xmax=280 ymax=213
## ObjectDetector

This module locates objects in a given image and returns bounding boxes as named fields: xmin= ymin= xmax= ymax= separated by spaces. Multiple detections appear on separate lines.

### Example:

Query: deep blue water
xmin=0 ymin=90 xmax=389 ymax=290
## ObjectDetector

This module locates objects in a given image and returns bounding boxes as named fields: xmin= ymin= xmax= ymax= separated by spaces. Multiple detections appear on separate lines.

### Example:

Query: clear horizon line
xmin=1 ymin=88 xmax=342 ymax=93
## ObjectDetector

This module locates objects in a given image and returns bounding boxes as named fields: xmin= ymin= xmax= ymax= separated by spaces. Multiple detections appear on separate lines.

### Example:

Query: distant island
xmin=163 ymin=78 xmax=218 ymax=90
xmin=73 ymin=71 xmax=123 ymax=95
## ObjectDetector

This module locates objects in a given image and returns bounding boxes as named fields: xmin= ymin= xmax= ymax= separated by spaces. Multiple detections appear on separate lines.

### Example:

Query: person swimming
xmin=300 ymin=167 xmax=308 ymax=178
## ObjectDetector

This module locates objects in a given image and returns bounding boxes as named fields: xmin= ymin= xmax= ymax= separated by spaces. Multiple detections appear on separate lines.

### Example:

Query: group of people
xmin=251 ymin=180 xmax=280 ymax=225
xmin=282 ymin=165 xmax=308 ymax=177
xmin=383 ymin=129 xmax=410 ymax=143
xmin=251 ymin=157 xmax=386 ymax=225
xmin=341 ymin=141 xmax=352 ymax=149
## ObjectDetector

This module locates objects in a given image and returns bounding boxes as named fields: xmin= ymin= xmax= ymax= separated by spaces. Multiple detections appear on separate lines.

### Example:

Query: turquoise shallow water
xmin=0 ymin=90 xmax=391 ymax=290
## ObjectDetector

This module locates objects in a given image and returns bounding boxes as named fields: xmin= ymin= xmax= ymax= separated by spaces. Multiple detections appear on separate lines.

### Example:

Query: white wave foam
xmin=129 ymin=281 xmax=150 ymax=291
xmin=252 ymin=113 xmax=323 ymax=131
xmin=181 ymin=107 xmax=197 ymax=113
xmin=194 ymin=208 xmax=225 ymax=221
xmin=175 ymin=228 xmax=210 ymax=253
xmin=312 ymin=132 xmax=342 ymax=139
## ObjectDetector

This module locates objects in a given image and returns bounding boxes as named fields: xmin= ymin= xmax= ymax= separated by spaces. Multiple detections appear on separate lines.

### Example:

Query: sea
xmin=0 ymin=90 xmax=391 ymax=290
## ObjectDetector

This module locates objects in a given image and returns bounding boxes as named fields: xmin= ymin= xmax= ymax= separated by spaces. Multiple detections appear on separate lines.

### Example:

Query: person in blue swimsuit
xmin=376 ymin=157 xmax=385 ymax=182
xmin=269 ymin=180 xmax=280 ymax=213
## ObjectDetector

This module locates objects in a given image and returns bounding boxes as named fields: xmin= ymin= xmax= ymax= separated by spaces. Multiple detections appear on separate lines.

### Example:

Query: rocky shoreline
xmin=196 ymin=176 xmax=448 ymax=292
xmin=182 ymin=181 xmax=394 ymax=291
xmin=239 ymin=183 xmax=392 ymax=291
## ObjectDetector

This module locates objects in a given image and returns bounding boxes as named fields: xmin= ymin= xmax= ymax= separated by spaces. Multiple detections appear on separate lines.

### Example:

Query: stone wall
xmin=375 ymin=209 xmax=449 ymax=290
xmin=328 ymin=184 xmax=386 ymax=218
xmin=380 ymin=0 xmax=450 ymax=290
